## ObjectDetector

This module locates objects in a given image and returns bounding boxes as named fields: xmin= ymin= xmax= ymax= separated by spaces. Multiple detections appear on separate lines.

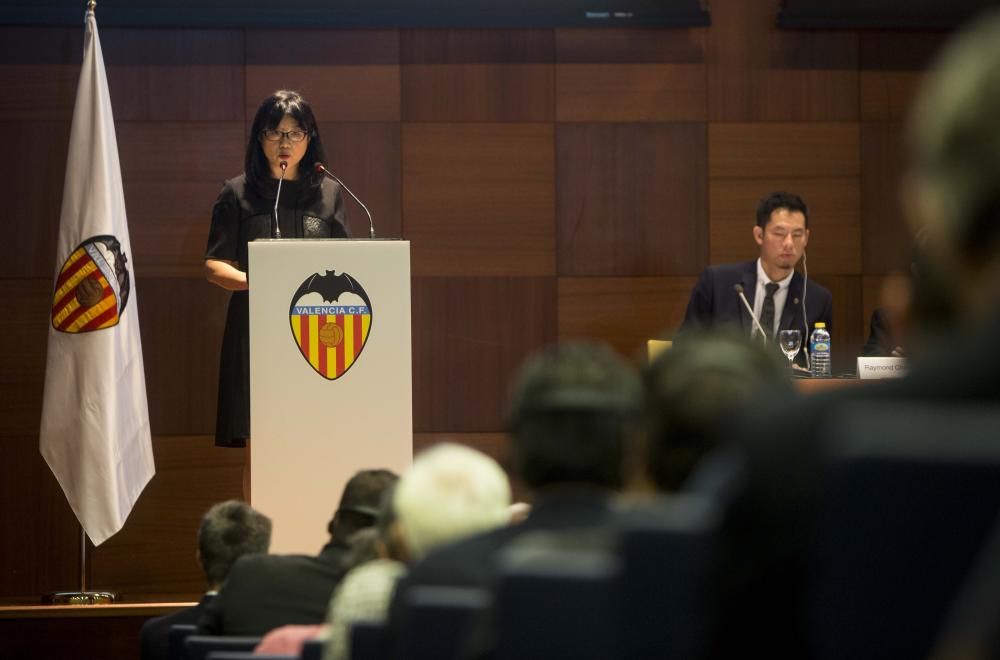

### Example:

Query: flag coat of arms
xmin=39 ymin=7 xmax=155 ymax=546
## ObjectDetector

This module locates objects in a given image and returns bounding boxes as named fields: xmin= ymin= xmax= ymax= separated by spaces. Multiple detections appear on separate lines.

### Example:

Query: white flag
xmin=39 ymin=8 xmax=155 ymax=547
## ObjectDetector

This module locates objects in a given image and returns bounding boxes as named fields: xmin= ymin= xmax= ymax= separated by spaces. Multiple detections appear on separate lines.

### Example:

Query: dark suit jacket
xmin=680 ymin=261 xmax=833 ymax=364
xmin=197 ymin=543 xmax=350 ymax=637
xmin=140 ymin=594 xmax=214 ymax=660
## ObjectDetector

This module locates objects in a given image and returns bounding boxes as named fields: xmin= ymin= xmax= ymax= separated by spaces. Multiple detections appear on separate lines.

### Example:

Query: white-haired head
xmin=393 ymin=443 xmax=511 ymax=560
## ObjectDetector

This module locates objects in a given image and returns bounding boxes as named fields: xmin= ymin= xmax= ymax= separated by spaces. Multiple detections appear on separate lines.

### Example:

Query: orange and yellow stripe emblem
xmin=51 ymin=247 xmax=120 ymax=333
xmin=290 ymin=312 xmax=372 ymax=380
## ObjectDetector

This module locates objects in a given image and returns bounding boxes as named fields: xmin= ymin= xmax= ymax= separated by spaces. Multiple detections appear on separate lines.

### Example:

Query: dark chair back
xmin=811 ymin=404 xmax=1000 ymax=660
xmin=401 ymin=586 xmax=491 ymax=660
xmin=300 ymin=638 xmax=325 ymax=660
xmin=168 ymin=624 xmax=197 ymax=660
xmin=184 ymin=635 xmax=262 ymax=660
xmin=620 ymin=495 xmax=720 ymax=660
xmin=495 ymin=535 xmax=621 ymax=660
xmin=350 ymin=620 xmax=389 ymax=660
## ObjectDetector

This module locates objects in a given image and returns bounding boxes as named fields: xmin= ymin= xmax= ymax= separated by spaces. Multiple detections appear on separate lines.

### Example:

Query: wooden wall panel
xmin=90 ymin=436 xmax=242 ymax=598
xmin=860 ymin=122 xmax=911 ymax=274
xmin=1 ymin=122 xmax=71 ymax=279
xmin=811 ymin=275 xmax=865 ymax=373
xmin=557 ymin=122 xmax=707 ymax=276
xmin=709 ymin=178 xmax=862 ymax=275
xmin=709 ymin=123 xmax=860 ymax=179
xmin=556 ymin=64 xmax=706 ymax=122
xmin=245 ymin=30 xmax=401 ymax=122
xmin=860 ymin=71 xmax=925 ymax=122
xmin=320 ymin=122 xmax=402 ymax=239
xmin=117 ymin=122 xmax=246 ymax=278
xmin=102 ymin=29 xmax=244 ymax=122
xmin=555 ymin=27 xmax=705 ymax=63
xmin=0 ymin=27 xmax=81 ymax=121
xmin=138 ymin=278 xmax=230 ymax=437
xmin=557 ymin=277 xmax=698 ymax=357
xmin=403 ymin=123 xmax=555 ymax=277
xmin=401 ymin=30 xmax=553 ymax=63
xmin=0 ymin=280 xmax=53 ymax=437
xmin=403 ymin=64 xmax=554 ymax=122
xmin=411 ymin=277 xmax=556 ymax=433
xmin=707 ymin=0 xmax=859 ymax=121
xmin=0 ymin=436 xmax=79 ymax=602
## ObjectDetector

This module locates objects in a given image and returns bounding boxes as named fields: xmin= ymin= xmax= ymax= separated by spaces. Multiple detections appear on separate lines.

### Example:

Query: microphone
xmin=273 ymin=161 xmax=287 ymax=239
xmin=734 ymin=283 xmax=770 ymax=342
xmin=314 ymin=162 xmax=375 ymax=239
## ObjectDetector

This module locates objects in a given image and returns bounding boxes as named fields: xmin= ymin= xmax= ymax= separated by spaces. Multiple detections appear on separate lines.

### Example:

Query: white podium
xmin=248 ymin=239 xmax=412 ymax=554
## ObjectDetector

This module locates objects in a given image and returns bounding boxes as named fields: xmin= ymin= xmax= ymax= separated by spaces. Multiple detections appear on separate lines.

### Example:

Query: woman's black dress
xmin=205 ymin=174 xmax=347 ymax=447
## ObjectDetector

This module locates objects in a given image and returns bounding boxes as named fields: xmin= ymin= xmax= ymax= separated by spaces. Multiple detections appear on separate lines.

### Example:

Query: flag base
xmin=43 ymin=591 xmax=118 ymax=605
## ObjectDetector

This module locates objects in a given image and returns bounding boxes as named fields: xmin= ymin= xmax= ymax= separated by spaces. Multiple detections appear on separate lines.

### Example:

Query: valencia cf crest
xmin=51 ymin=235 xmax=131 ymax=334
xmin=289 ymin=270 xmax=373 ymax=380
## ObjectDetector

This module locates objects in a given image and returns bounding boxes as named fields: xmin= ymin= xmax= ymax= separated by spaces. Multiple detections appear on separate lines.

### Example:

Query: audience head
xmin=506 ymin=342 xmax=642 ymax=492
xmin=393 ymin=443 xmax=511 ymax=560
xmin=644 ymin=332 xmax=791 ymax=491
xmin=327 ymin=469 xmax=399 ymax=546
xmin=906 ymin=10 xmax=1000 ymax=324
xmin=197 ymin=500 xmax=272 ymax=589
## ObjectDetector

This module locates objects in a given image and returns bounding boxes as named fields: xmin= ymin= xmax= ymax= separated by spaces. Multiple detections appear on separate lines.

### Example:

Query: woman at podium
xmin=204 ymin=90 xmax=348 ymax=492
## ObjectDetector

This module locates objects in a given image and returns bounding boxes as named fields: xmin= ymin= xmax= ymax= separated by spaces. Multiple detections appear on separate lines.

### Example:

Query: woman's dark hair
xmin=245 ymin=89 xmax=326 ymax=197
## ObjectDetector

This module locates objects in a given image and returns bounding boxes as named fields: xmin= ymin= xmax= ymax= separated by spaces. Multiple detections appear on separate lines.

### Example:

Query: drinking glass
xmin=778 ymin=329 xmax=802 ymax=368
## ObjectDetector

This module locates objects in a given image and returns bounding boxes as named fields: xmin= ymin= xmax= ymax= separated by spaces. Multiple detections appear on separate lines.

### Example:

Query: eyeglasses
xmin=260 ymin=128 xmax=309 ymax=143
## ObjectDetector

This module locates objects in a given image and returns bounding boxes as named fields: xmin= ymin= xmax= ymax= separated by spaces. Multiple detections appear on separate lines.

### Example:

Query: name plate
xmin=857 ymin=357 xmax=908 ymax=380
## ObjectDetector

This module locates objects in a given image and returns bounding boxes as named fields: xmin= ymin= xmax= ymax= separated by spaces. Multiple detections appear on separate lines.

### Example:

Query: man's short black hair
xmin=507 ymin=342 xmax=642 ymax=490
xmin=198 ymin=500 xmax=272 ymax=586
xmin=327 ymin=469 xmax=398 ymax=544
xmin=756 ymin=191 xmax=809 ymax=229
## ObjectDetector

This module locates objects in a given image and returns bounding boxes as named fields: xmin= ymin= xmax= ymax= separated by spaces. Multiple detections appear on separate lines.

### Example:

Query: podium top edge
xmin=250 ymin=238 xmax=407 ymax=242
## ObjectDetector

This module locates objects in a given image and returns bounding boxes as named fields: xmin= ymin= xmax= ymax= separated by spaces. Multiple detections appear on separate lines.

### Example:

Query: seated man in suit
xmin=197 ymin=469 xmax=397 ymax=637
xmin=680 ymin=191 xmax=833 ymax=365
xmin=140 ymin=500 xmax=272 ymax=660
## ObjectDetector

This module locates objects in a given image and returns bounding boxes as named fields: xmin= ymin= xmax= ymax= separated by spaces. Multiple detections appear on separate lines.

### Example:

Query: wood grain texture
xmin=859 ymin=31 xmax=947 ymax=71
xmin=320 ymin=122 xmax=402 ymax=239
xmin=0 ymin=436 xmax=80 ymax=601
xmin=555 ymin=27 xmax=705 ymax=64
xmin=246 ymin=65 xmax=401 ymax=122
xmin=860 ymin=71 xmax=925 ymax=122
xmin=403 ymin=123 xmax=556 ymax=277
xmin=139 ymin=278 xmax=230 ymax=436
xmin=0 ymin=27 xmax=81 ymax=120
xmin=402 ymin=64 xmax=554 ymax=122
xmin=401 ymin=30 xmax=554 ymax=64
xmin=810 ymin=274 xmax=864 ymax=374
xmin=557 ymin=277 xmax=699 ymax=358
xmin=709 ymin=123 xmax=860 ymax=179
xmin=556 ymin=123 xmax=707 ymax=276
xmin=89 ymin=435 xmax=243 ymax=597
xmin=556 ymin=64 xmax=706 ymax=122
xmin=861 ymin=122 xmax=912 ymax=274
xmin=411 ymin=277 xmax=556 ymax=433
xmin=0 ymin=613 xmax=149 ymax=658
xmin=246 ymin=29 xmax=401 ymax=65
xmin=102 ymin=29 xmax=244 ymax=121
xmin=709 ymin=178 xmax=862 ymax=276
xmin=707 ymin=0 xmax=859 ymax=121
xmin=0 ymin=123 xmax=71 ymax=279
xmin=115 ymin=122 xmax=246 ymax=279
xmin=0 ymin=280 xmax=53 ymax=438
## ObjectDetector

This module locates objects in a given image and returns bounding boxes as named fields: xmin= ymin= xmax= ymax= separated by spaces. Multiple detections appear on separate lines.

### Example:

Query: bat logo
xmin=288 ymin=270 xmax=373 ymax=380
xmin=51 ymin=235 xmax=132 ymax=334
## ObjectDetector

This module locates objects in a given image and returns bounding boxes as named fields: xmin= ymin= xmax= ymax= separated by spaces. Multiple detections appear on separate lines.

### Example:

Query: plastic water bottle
xmin=810 ymin=322 xmax=832 ymax=377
